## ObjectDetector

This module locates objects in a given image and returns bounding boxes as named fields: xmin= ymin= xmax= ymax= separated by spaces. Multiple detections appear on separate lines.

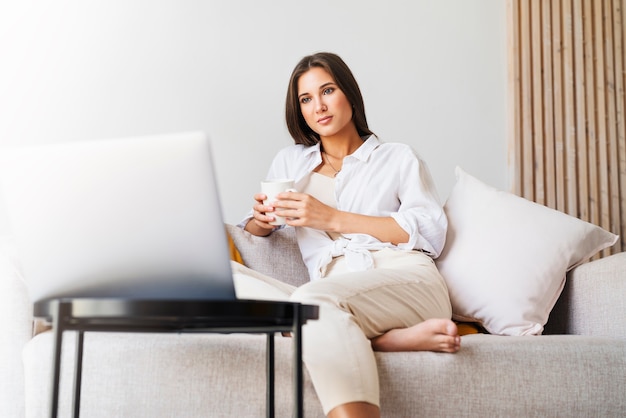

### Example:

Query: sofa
xmin=1 ymin=219 xmax=626 ymax=418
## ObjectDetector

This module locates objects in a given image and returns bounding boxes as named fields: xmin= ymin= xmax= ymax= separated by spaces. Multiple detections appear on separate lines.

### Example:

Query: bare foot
xmin=371 ymin=318 xmax=461 ymax=353
xmin=328 ymin=402 xmax=380 ymax=418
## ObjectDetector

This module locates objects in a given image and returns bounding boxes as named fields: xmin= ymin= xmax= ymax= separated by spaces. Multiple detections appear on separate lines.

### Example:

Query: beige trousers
xmin=232 ymin=249 xmax=452 ymax=415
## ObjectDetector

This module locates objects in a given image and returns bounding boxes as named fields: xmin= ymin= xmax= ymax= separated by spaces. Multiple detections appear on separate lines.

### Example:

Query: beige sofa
xmin=2 ymin=224 xmax=626 ymax=417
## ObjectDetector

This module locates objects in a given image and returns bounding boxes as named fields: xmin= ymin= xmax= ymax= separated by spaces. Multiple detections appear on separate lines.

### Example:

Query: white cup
xmin=261 ymin=179 xmax=296 ymax=225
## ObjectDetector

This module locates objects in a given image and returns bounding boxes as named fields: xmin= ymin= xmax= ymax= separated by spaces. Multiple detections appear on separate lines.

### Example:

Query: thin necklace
xmin=322 ymin=151 xmax=341 ymax=177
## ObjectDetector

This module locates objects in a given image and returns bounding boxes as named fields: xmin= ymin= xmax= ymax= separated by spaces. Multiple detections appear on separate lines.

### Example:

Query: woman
xmin=235 ymin=52 xmax=460 ymax=418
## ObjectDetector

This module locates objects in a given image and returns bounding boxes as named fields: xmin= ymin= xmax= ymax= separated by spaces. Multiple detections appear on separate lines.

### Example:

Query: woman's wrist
xmin=333 ymin=213 xmax=409 ymax=245
xmin=244 ymin=218 xmax=272 ymax=237
xmin=329 ymin=210 xmax=346 ymax=234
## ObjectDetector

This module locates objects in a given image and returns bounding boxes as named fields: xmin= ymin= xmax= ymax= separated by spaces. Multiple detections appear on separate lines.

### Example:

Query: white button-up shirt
xmin=241 ymin=135 xmax=447 ymax=281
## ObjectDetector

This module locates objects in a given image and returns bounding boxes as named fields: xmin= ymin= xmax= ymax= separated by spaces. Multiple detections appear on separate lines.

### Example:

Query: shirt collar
xmin=303 ymin=142 xmax=322 ymax=158
xmin=304 ymin=135 xmax=380 ymax=161
xmin=351 ymin=135 xmax=380 ymax=162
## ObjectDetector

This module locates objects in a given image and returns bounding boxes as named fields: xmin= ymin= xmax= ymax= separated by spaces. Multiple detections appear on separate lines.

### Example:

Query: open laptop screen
xmin=0 ymin=131 xmax=236 ymax=302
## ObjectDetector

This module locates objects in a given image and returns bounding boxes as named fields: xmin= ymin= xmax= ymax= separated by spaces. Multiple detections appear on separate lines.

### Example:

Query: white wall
xmin=0 ymin=0 xmax=507 ymax=235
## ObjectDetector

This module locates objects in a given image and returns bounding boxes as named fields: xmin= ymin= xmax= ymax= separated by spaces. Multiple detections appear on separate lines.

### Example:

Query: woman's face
xmin=297 ymin=67 xmax=355 ymax=141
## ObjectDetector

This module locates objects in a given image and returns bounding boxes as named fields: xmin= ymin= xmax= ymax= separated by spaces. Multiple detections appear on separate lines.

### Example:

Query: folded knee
xmin=290 ymin=284 xmax=337 ymax=306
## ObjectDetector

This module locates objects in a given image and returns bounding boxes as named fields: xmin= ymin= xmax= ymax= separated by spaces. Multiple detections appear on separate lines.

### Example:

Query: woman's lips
xmin=318 ymin=116 xmax=333 ymax=124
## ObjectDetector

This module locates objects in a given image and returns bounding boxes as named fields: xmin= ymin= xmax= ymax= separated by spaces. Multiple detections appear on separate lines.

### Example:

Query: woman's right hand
xmin=244 ymin=193 xmax=277 ymax=236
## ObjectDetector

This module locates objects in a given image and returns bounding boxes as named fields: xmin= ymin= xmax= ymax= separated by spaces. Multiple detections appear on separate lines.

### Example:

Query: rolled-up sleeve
xmin=389 ymin=152 xmax=447 ymax=257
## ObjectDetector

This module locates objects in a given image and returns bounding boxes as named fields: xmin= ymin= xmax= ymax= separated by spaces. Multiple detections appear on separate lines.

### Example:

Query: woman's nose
xmin=315 ymin=98 xmax=327 ymax=112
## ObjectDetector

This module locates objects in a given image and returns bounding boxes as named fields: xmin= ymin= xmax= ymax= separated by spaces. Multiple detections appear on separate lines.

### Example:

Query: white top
xmin=241 ymin=135 xmax=447 ymax=281
xmin=301 ymin=172 xmax=343 ymax=241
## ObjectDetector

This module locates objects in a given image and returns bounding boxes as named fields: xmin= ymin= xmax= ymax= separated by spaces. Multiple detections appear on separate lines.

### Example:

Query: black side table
xmin=34 ymin=298 xmax=319 ymax=418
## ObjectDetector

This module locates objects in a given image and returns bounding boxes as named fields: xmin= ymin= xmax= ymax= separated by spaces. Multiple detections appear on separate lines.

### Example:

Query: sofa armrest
xmin=0 ymin=236 xmax=32 ymax=417
xmin=225 ymin=224 xmax=310 ymax=287
xmin=547 ymin=252 xmax=626 ymax=339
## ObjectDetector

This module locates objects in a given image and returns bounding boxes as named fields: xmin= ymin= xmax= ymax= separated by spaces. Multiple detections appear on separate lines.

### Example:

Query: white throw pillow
xmin=435 ymin=167 xmax=618 ymax=336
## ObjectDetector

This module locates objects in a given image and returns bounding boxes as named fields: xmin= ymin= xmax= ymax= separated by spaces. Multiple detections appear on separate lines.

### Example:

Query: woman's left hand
xmin=273 ymin=191 xmax=338 ymax=231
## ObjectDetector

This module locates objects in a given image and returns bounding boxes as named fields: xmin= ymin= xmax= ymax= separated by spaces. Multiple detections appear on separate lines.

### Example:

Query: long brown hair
xmin=285 ymin=52 xmax=375 ymax=146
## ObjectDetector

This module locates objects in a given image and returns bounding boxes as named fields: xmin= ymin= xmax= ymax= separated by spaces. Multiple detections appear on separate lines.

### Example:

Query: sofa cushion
xmin=225 ymin=224 xmax=309 ymax=287
xmin=546 ymin=251 xmax=626 ymax=338
xmin=435 ymin=167 xmax=618 ymax=336
xmin=22 ymin=331 xmax=626 ymax=417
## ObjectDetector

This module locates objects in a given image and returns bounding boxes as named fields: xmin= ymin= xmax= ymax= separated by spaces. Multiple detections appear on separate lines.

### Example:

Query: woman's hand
xmin=244 ymin=193 xmax=281 ymax=237
xmin=273 ymin=191 xmax=338 ymax=231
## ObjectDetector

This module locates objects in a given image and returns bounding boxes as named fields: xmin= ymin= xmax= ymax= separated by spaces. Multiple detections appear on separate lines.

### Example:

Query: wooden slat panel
xmin=604 ymin=0 xmax=622 ymax=252
xmin=520 ymin=0 xmax=534 ymax=200
xmin=583 ymin=0 xmax=600 ymax=234
xmin=532 ymin=0 xmax=545 ymax=204
xmin=552 ymin=0 xmax=567 ymax=211
xmin=507 ymin=0 xmax=523 ymax=195
xmin=542 ymin=0 xmax=557 ymax=209
xmin=508 ymin=0 xmax=625 ymax=257
xmin=563 ymin=0 xmax=579 ymax=216
xmin=614 ymin=0 xmax=626 ymax=251
xmin=573 ymin=0 xmax=589 ymax=222
xmin=593 ymin=0 xmax=611 ymax=247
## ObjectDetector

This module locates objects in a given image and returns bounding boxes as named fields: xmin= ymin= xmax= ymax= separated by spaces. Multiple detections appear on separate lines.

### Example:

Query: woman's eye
xmin=323 ymin=87 xmax=334 ymax=95
xmin=300 ymin=97 xmax=311 ymax=104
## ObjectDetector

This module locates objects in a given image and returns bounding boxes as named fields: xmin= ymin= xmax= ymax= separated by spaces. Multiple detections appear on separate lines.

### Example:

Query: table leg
xmin=293 ymin=306 xmax=303 ymax=418
xmin=72 ymin=331 xmax=85 ymax=418
xmin=266 ymin=332 xmax=275 ymax=418
xmin=49 ymin=301 xmax=67 ymax=418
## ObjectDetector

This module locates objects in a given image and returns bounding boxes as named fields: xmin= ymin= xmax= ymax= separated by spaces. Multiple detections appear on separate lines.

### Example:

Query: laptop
xmin=0 ymin=131 xmax=237 ymax=302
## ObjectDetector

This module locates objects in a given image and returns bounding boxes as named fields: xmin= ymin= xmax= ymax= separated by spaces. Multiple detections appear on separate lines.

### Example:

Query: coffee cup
xmin=261 ymin=179 xmax=296 ymax=225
